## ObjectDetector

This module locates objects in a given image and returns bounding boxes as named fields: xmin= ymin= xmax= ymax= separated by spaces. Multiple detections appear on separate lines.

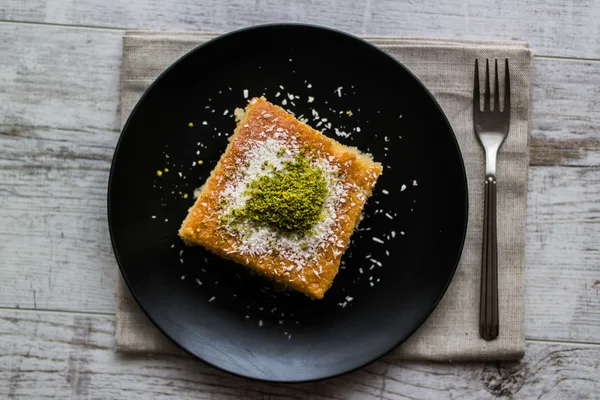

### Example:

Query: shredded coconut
xmin=334 ymin=128 xmax=351 ymax=138
xmin=217 ymin=132 xmax=352 ymax=269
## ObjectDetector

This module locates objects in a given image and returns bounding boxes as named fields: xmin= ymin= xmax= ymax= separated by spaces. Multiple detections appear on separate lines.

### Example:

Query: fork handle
xmin=480 ymin=177 xmax=499 ymax=340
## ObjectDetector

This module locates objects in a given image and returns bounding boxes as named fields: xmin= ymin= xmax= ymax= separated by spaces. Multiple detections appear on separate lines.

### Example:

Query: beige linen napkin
xmin=116 ymin=31 xmax=533 ymax=361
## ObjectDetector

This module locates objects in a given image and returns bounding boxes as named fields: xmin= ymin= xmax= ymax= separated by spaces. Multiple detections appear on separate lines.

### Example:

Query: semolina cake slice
xmin=179 ymin=97 xmax=382 ymax=299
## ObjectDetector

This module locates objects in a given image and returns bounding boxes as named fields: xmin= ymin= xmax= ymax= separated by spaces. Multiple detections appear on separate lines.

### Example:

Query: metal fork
xmin=473 ymin=58 xmax=510 ymax=341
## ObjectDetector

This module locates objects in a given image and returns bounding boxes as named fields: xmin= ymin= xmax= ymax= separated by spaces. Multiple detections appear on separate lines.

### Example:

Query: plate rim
xmin=107 ymin=22 xmax=469 ymax=383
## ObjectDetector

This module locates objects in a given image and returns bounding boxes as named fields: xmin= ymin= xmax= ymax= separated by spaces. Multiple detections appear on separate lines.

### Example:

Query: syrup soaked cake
xmin=179 ymin=97 xmax=382 ymax=299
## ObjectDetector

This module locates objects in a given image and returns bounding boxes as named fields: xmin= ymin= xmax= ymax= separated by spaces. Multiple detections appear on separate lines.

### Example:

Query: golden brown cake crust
xmin=179 ymin=97 xmax=382 ymax=299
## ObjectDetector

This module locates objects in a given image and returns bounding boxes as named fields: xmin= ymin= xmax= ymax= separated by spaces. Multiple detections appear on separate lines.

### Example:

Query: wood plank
xmin=0 ymin=23 xmax=123 ymax=134
xmin=0 ymin=23 xmax=123 ymax=313
xmin=530 ymin=59 xmax=600 ymax=167
xmin=0 ymin=24 xmax=599 ymax=341
xmin=0 ymin=310 xmax=599 ymax=399
xmin=0 ymin=163 xmax=116 ymax=313
xmin=525 ymin=166 xmax=600 ymax=343
xmin=2 ymin=0 xmax=600 ymax=59
xmin=1 ymin=23 xmax=599 ymax=167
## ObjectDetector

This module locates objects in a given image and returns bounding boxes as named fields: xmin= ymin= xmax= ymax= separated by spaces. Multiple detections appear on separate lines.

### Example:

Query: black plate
xmin=108 ymin=24 xmax=468 ymax=382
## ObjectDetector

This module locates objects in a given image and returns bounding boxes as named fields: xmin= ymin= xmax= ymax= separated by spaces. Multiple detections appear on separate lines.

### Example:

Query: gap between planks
xmin=0 ymin=18 xmax=125 ymax=32
xmin=1 ymin=19 xmax=600 ymax=62
xmin=2 ymin=305 xmax=600 ymax=348
xmin=0 ymin=306 xmax=114 ymax=318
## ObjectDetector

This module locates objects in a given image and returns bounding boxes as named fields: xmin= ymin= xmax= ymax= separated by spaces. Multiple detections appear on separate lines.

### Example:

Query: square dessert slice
xmin=179 ymin=97 xmax=382 ymax=299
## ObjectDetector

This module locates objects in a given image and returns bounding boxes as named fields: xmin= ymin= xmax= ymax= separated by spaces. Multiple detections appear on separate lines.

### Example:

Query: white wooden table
xmin=1 ymin=1 xmax=599 ymax=398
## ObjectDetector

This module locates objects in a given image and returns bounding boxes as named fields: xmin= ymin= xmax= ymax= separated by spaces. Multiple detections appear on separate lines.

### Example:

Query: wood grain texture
xmin=530 ymin=59 xmax=600 ymax=167
xmin=2 ymin=0 xmax=600 ymax=59
xmin=0 ymin=23 xmax=599 ymax=342
xmin=1 ymin=22 xmax=599 ymax=169
xmin=0 ymin=23 xmax=122 ymax=313
xmin=525 ymin=166 xmax=600 ymax=343
xmin=0 ymin=23 xmax=122 ymax=133
xmin=1 ymin=309 xmax=599 ymax=400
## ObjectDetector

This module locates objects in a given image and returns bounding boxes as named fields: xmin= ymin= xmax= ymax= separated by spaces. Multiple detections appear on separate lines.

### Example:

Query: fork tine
xmin=473 ymin=59 xmax=480 ymax=113
xmin=493 ymin=59 xmax=500 ymax=112
xmin=484 ymin=59 xmax=491 ymax=111
xmin=504 ymin=59 xmax=511 ymax=114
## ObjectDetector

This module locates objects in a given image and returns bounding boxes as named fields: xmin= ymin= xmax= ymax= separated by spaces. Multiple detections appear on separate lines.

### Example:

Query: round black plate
xmin=108 ymin=24 xmax=468 ymax=382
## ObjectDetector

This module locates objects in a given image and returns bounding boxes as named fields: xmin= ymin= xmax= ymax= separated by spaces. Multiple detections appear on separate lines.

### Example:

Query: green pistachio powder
xmin=221 ymin=151 xmax=329 ymax=235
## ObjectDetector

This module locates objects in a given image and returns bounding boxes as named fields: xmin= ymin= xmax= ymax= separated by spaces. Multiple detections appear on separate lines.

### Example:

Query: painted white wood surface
xmin=0 ymin=1 xmax=599 ymax=398
xmin=1 ymin=310 xmax=599 ymax=399
xmin=1 ymin=23 xmax=599 ymax=338
xmin=1 ymin=0 xmax=600 ymax=59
